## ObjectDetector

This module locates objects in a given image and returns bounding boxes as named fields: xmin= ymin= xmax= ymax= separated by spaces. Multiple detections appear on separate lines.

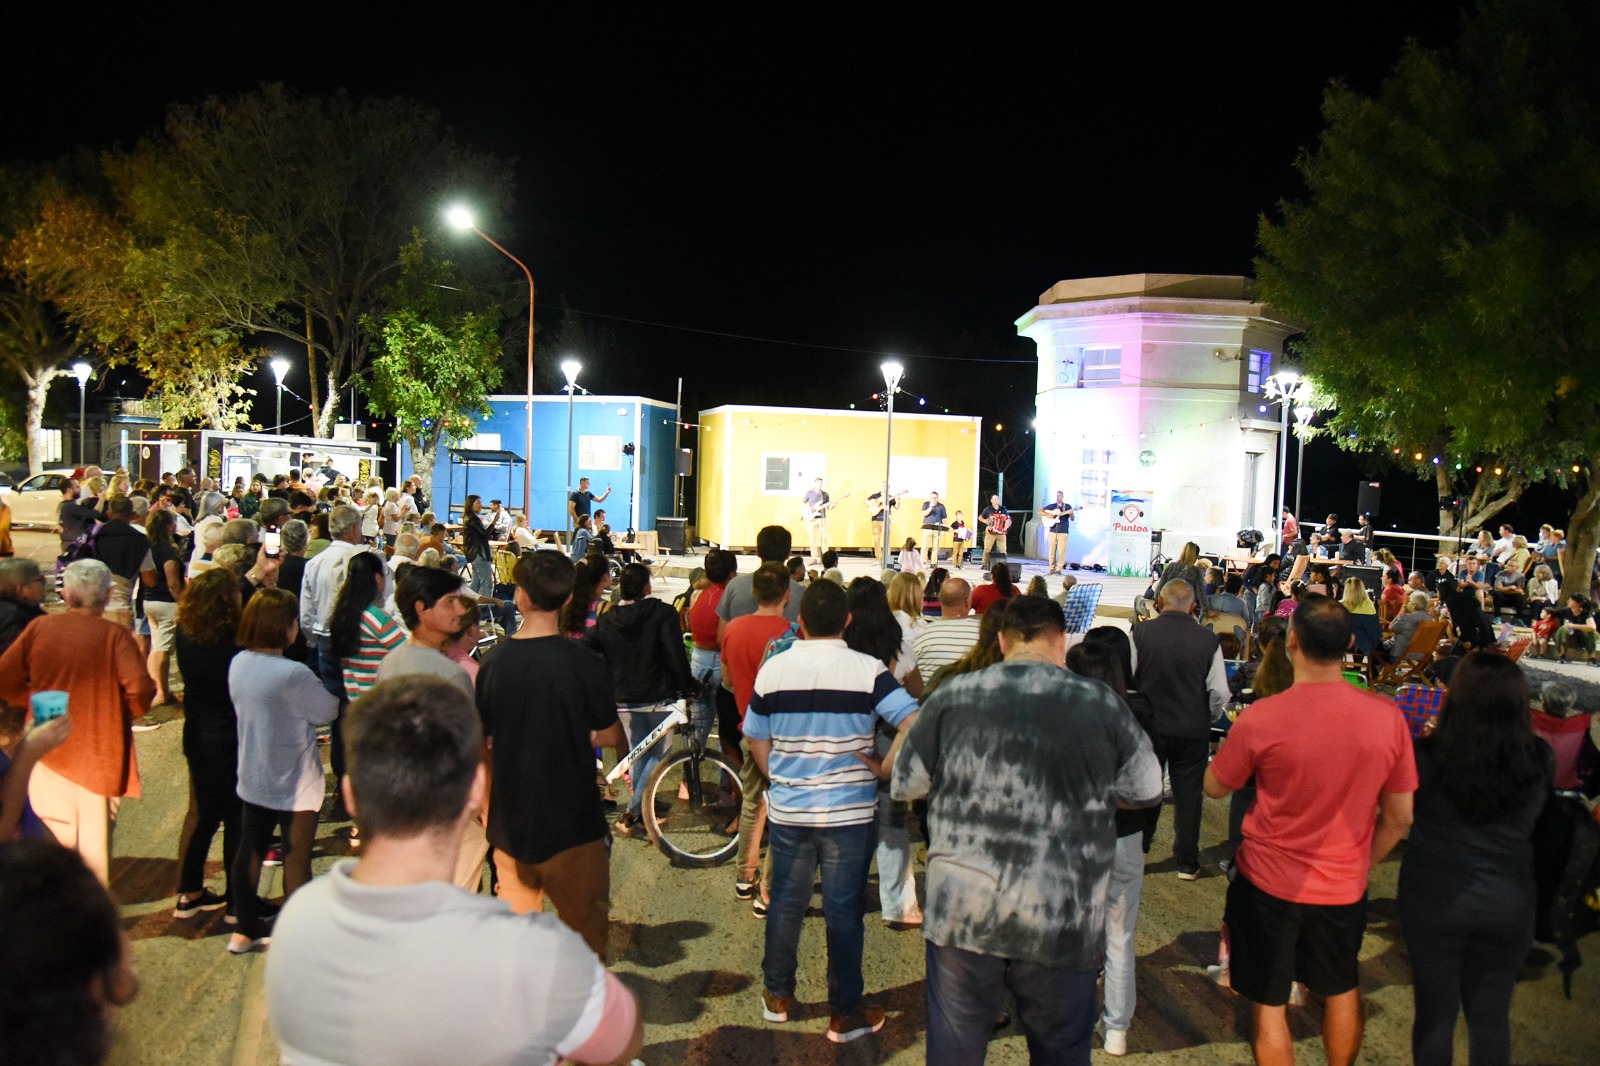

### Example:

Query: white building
xmin=1016 ymin=273 xmax=1298 ymax=567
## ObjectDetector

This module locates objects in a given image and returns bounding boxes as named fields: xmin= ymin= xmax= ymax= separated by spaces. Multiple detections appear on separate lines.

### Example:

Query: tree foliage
xmin=362 ymin=236 xmax=504 ymax=504
xmin=118 ymin=85 xmax=514 ymax=436
xmin=1257 ymin=0 xmax=1600 ymax=593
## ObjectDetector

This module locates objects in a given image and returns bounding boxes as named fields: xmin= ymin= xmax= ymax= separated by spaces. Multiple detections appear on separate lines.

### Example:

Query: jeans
xmin=232 ymin=801 xmax=318 ymax=939
xmin=874 ymin=789 xmax=921 ymax=923
xmin=688 ymin=647 xmax=720 ymax=750
xmin=1102 ymin=834 xmax=1146 ymax=1032
xmin=618 ymin=704 xmax=675 ymax=819
xmin=925 ymin=940 xmax=1099 ymax=1065
xmin=314 ymin=634 xmax=350 ymax=782
xmin=466 ymin=552 xmax=494 ymax=600
xmin=763 ymin=820 xmax=875 ymax=1013
xmin=1151 ymin=733 xmax=1209 ymax=868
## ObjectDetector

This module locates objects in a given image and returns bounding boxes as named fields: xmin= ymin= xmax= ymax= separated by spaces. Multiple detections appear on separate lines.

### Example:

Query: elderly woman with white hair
xmin=188 ymin=491 xmax=229 ymax=571
xmin=0 ymin=559 xmax=155 ymax=884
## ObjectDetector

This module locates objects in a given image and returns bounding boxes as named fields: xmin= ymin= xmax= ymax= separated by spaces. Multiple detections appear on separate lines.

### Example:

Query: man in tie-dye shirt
xmin=890 ymin=595 xmax=1160 ymax=1064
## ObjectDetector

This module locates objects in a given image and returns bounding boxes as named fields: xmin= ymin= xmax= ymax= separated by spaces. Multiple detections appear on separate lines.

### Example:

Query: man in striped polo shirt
xmin=911 ymin=577 xmax=980 ymax=685
xmin=744 ymin=579 xmax=918 ymax=1045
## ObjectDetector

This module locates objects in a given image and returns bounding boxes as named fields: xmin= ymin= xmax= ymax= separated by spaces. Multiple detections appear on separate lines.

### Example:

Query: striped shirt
xmin=742 ymin=638 xmax=917 ymax=827
xmin=341 ymin=607 xmax=406 ymax=699
xmin=911 ymin=616 xmax=983 ymax=677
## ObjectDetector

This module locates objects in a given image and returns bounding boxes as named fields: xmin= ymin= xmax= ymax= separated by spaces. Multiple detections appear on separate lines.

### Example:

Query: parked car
xmin=2 ymin=469 xmax=77 ymax=528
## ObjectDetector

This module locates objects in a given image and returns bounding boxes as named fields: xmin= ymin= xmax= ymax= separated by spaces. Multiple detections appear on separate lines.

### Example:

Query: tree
xmin=121 ymin=85 xmax=514 ymax=436
xmin=6 ymin=182 xmax=260 ymax=432
xmin=362 ymin=237 xmax=503 ymax=504
xmin=981 ymin=425 xmax=1034 ymax=509
xmin=1257 ymin=0 xmax=1600 ymax=597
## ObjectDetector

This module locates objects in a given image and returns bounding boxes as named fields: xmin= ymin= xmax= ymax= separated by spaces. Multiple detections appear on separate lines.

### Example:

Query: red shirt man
xmin=721 ymin=567 xmax=794 ymax=720
xmin=1205 ymin=594 xmax=1415 ymax=1065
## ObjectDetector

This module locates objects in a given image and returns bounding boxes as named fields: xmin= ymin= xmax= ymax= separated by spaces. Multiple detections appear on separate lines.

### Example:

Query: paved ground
xmin=9 ymin=529 xmax=1595 ymax=1063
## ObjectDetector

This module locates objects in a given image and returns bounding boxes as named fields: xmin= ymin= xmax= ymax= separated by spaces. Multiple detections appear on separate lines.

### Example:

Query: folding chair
xmin=1394 ymin=684 xmax=1445 ymax=739
xmin=1372 ymin=620 xmax=1448 ymax=689
xmin=1061 ymin=583 xmax=1104 ymax=636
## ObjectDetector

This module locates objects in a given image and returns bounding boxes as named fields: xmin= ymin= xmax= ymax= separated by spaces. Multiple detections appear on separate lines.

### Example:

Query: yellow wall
xmin=697 ymin=406 xmax=983 ymax=549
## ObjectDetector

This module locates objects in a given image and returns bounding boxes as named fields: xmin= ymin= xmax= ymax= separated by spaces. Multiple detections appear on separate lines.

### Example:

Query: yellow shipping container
xmin=696 ymin=405 xmax=983 ymax=550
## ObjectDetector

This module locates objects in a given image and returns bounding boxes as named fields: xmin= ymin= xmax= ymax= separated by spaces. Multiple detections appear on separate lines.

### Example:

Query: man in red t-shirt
xmin=720 ymin=563 xmax=794 ymax=912
xmin=1205 ymin=595 xmax=1416 ymax=1066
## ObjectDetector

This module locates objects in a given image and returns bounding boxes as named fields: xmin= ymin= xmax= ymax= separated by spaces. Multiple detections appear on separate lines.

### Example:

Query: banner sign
xmin=1108 ymin=488 xmax=1155 ymax=577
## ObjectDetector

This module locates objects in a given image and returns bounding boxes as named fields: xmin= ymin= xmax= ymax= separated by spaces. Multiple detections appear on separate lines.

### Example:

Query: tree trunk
xmin=411 ymin=435 xmax=439 ymax=511
xmin=1560 ymin=461 xmax=1600 ymax=602
xmin=1435 ymin=466 xmax=1460 ymax=547
xmin=315 ymin=367 xmax=342 ymax=438
xmin=24 ymin=371 xmax=58 ymax=475
xmin=1435 ymin=468 xmax=1523 ymax=551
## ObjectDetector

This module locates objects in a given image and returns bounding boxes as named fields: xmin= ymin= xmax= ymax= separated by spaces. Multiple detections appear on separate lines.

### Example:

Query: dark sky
xmin=11 ymin=3 xmax=1517 ymax=534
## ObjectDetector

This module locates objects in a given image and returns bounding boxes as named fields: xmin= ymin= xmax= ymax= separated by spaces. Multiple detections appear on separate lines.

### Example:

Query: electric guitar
xmin=867 ymin=490 xmax=907 ymax=518
xmin=802 ymin=491 xmax=849 ymax=522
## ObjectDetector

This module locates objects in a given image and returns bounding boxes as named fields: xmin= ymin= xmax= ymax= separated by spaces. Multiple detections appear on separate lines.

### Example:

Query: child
xmin=1533 ymin=605 xmax=1559 ymax=658
xmin=950 ymin=512 xmax=973 ymax=566
xmin=897 ymin=537 xmax=924 ymax=575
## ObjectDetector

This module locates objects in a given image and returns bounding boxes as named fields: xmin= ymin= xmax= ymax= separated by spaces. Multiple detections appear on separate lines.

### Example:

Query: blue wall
xmin=398 ymin=395 xmax=680 ymax=533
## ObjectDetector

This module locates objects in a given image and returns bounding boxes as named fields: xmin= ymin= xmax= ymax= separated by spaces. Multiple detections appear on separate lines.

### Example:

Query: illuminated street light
xmin=270 ymin=357 xmax=290 ymax=434
xmin=72 ymin=362 xmax=91 ymax=465
xmin=562 ymin=359 xmax=581 ymax=532
xmin=446 ymin=203 xmax=535 ymax=516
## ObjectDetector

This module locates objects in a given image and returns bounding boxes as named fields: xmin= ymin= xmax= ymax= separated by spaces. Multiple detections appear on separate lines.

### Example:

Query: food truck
xmin=134 ymin=428 xmax=384 ymax=489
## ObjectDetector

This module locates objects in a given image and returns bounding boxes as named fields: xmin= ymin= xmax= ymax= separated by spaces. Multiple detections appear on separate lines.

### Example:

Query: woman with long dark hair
xmin=1069 ymin=630 xmax=1156 ymax=1057
xmin=845 ymin=577 xmax=925 ymax=928
xmin=1399 ymin=652 xmax=1552 ymax=1066
xmin=970 ymin=560 xmax=1019 ymax=615
xmin=329 ymin=552 xmax=404 ymax=701
xmin=922 ymin=567 xmax=948 ymax=618
xmin=459 ymin=494 xmax=494 ymax=600
xmin=561 ymin=556 xmax=612 ymax=638
xmin=143 ymin=508 xmax=187 ymax=707
xmin=171 ymin=568 xmax=244 ymax=921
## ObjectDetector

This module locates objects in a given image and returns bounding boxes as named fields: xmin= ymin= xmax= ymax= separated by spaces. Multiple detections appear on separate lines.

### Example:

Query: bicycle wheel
xmin=642 ymin=749 xmax=743 ymax=868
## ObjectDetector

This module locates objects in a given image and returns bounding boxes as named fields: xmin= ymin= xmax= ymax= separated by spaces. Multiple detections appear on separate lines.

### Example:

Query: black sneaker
xmin=1177 ymin=863 xmax=1201 ymax=881
xmin=613 ymin=813 xmax=647 ymax=839
xmin=174 ymin=888 xmax=228 ymax=919
xmin=735 ymin=881 xmax=758 ymax=901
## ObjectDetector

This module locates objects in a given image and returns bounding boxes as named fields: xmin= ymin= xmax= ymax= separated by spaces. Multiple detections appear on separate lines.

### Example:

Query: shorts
xmin=1224 ymin=871 xmax=1367 ymax=1006
xmin=145 ymin=599 xmax=179 ymax=652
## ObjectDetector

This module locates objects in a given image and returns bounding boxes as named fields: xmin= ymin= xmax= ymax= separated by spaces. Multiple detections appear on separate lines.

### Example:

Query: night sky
xmin=14 ymin=3 xmax=1554 ymax=540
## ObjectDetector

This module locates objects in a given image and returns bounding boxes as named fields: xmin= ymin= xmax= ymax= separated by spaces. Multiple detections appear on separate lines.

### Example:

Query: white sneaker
xmin=1103 ymin=1028 xmax=1128 ymax=1056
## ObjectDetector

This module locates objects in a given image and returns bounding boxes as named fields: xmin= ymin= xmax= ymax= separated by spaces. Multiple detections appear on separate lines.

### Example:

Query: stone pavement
xmin=103 ymin=715 xmax=1598 ymax=1065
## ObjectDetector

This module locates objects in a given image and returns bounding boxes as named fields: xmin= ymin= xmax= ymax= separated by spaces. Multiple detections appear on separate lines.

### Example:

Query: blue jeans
xmin=762 ymin=820 xmax=875 ymax=1013
xmin=688 ymin=647 xmax=720 ymax=750
xmin=1102 ymin=833 xmax=1145 ymax=1032
xmin=925 ymin=941 xmax=1098 ymax=1066
xmin=618 ymin=704 xmax=675 ymax=819
xmin=314 ymin=634 xmax=349 ymax=781
xmin=465 ymin=553 xmax=493 ymax=600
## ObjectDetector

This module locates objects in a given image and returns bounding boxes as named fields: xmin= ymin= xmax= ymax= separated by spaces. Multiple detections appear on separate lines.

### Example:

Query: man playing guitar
xmin=801 ymin=478 xmax=845 ymax=563
xmin=1040 ymin=490 xmax=1076 ymax=574
xmin=920 ymin=491 xmax=949 ymax=562
xmin=979 ymin=493 xmax=1011 ymax=571
xmin=865 ymin=488 xmax=905 ymax=554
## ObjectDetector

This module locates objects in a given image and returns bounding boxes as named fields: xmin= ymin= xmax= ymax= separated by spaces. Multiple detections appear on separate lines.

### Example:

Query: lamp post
xmin=1292 ymin=403 xmax=1314 ymax=523
xmin=561 ymin=359 xmax=581 ymax=534
xmin=72 ymin=362 xmax=91 ymax=466
xmin=447 ymin=205 xmax=534 ymax=517
xmin=270 ymin=357 xmax=290 ymax=434
xmin=1263 ymin=370 xmax=1303 ymax=544
xmin=880 ymin=360 xmax=904 ymax=571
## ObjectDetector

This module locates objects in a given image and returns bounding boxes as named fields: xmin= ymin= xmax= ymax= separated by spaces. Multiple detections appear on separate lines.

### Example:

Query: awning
xmin=448 ymin=448 xmax=525 ymax=465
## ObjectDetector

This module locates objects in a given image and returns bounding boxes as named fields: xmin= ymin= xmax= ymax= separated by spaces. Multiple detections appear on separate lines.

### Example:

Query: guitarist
xmin=801 ymin=478 xmax=838 ymax=564
xmin=865 ymin=489 xmax=903 ymax=554
xmin=1039 ymin=490 xmax=1076 ymax=574
xmin=978 ymin=493 xmax=1011 ymax=571
xmin=920 ymin=491 xmax=949 ymax=562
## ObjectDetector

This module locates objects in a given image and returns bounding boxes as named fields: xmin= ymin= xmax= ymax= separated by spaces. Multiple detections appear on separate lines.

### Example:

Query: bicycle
xmin=605 ymin=698 xmax=744 ymax=867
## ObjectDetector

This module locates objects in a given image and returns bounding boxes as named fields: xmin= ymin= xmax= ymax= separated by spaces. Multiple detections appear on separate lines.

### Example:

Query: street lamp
xmin=72 ymin=362 xmax=91 ymax=466
xmin=447 ymin=204 xmax=535 ymax=517
xmin=270 ymin=357 xmax=290 ymax=434
xmin=880 ymin=360 xmax=904 ymax=571
xmin=1292 ymin=403 xmax=1315 ymax=521
xmin=1263 ymin=369 xmax=1310 ymax=544
xmin=562 ymin=358 xmax=581 ymax=533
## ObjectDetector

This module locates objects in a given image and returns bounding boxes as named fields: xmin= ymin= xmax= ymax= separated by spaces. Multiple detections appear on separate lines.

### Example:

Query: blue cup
xmin=30 ymin=690 xmax=68 ymax=725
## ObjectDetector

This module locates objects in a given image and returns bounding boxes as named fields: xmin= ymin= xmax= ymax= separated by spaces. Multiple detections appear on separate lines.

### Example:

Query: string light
xmin=1413 ymin=452 xmax=1423 ymax=461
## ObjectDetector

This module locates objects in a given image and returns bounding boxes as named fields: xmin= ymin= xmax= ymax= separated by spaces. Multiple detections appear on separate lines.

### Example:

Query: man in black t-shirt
xmin=566 ymin=477 xmax=611 ymax=531
xmin=1040 ymin=491 xmax=1075 ymax=574
xmin=865 ymin=491 xmax=899 ymax=555
xmin=920 ymin=492 xmax=948 ymax=560
xmin=475 ymin=550 xmax=625 ymax=960
xmin=1554 ymin=595 xmax=1598 ymax=662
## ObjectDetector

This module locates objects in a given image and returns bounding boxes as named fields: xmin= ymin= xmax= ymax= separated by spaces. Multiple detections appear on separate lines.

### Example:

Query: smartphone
xmin=263 ymin=530 xmax=282 ymax=557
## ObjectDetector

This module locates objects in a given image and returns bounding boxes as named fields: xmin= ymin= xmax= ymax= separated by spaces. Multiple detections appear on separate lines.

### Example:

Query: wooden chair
xmin=633 ymin=530 xmax=660 ymax=557
xmin=1372 ymin=620 xmax=1449 ymax=689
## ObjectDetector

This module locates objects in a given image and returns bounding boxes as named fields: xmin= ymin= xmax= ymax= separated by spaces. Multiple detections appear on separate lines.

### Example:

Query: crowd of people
xmin=0 ymin=480 xmax=1596 ymax=1064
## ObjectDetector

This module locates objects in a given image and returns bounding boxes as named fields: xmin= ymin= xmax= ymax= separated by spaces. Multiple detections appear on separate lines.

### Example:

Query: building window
xmin=1080 ymin=347 xmax=1121 ymax=387
xmin=458 ymin=433 xmax=502 ymax=451
xmin=761 ymin=452 xmax=826 ymax=495
xmin=1246 ymin=349 xmax=1273 ymax=393
xmin=1079 ymin=448 xmax=1117 ymax=510
xmin=579 ymin=435 xmax=623 ymax=470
